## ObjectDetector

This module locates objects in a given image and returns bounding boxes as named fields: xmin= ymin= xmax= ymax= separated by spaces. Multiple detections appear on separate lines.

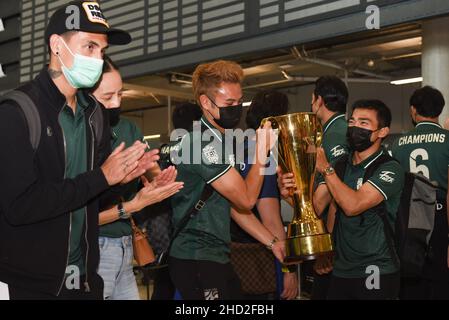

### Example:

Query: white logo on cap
xmin=82 ymin=2 xmax=109 ymax=28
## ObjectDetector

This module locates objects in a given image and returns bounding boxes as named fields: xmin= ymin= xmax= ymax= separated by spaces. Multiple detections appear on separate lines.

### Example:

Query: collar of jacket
xmin=35 ymin=67 xmax=99 ymax=113
xmin=35 ymin=67 xmax=67 ymax=112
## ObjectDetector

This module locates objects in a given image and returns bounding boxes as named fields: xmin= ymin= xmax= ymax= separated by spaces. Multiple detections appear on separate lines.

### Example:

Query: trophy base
xmin=284 ymin=233 xmax=333 ymax=263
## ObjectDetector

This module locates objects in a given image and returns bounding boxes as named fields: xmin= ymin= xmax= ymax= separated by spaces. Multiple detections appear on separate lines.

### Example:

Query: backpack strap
xmin=362 ymin=153 xmax=396 ymax=183
xmin=165 ymin=184 xmax=214 ymax=254
xmin=376 ymin=207 xmax=401 ymax=268
xmin=334 ymin=154 xmax=349 ymax=180
xmin=0 ymin=90 xmax=41 ymax=150
xmin=331 ymin=154 xmax=349 ymax=246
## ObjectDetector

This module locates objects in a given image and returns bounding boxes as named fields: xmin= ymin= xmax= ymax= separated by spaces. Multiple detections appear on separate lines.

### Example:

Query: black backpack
xmin=334 ymin=152 xmax=437 ymax=277
xmin=0 ymin=90 xmax=104 ymax=151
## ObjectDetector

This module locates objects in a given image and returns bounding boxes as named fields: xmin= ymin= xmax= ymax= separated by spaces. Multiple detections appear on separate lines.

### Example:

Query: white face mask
xmin=57 ymin=39 xmax=104 ymax=89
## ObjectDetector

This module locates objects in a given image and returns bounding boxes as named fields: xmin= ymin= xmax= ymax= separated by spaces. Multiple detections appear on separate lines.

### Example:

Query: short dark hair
xmin=351 ymin=99 xmax=392 ymax=129
xmin=314 ymin=76 xmax=348 ymax=113
xmin=410 ymin=86 xmax=445 ymax=118
xmin=245 ymin=90 xmax=289 ymax=130
xmin=172 ymin=102 xmax=202 ymax=131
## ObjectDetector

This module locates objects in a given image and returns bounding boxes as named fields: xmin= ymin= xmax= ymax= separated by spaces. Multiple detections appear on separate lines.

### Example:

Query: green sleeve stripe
xmin=367 ymin=180 xmax=388 ymax=200
xmin=207 ymin=164 xmax=232 ymax=184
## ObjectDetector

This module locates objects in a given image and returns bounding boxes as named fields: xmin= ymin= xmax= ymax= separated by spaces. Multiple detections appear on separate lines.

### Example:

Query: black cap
xmin=45 ymin=1 xmax=131 ymax=45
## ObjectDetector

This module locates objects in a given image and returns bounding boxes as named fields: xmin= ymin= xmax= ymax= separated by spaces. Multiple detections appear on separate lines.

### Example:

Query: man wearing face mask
xmin=168 ymin=60 xmax=286 ymax=300
xmin=310 ymin=76 xmax=349 ymax=165
xmin=391 ymin=86 xmax=449 ymax=300
xmin=311 ymin=100 xmax=404 ymax=300
xmin=0 ymin=1 xmax=158 ymax=299
xmin=278 ymin=76 xmax=349 ymax=299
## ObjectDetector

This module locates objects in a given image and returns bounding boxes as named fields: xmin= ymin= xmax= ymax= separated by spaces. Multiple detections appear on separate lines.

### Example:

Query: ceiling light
xmin=0 ymin=64 xmax=5 ymax=78
xmin=279 ymin=64 xmax=294 ymax=69
xmin=281 ymin=70 xmax=291 ymax=80
xmin=390 ymin=77 xmax=423 ymax=85
xmin=144 ymin=134 xmax=161 ymax=140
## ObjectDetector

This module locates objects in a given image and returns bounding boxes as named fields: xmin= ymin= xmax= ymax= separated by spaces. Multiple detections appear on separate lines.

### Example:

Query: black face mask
xmin=347 ymin=126 xmax=378 ymax=152
xmin=208 ymin=97 xmax=243 ymax=129
xmin=108 ymin=107 xmax=121 ymax=127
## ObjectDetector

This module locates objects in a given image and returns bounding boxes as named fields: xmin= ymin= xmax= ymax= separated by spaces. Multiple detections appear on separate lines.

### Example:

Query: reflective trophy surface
xmin=263 ymin=113 xmax=333 ymax=263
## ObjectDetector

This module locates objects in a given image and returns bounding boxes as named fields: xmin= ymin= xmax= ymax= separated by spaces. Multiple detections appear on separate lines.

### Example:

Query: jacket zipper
xmin=83 ymin=97 xmax=99 ymax=293
xmin=57 ymin=103 xmax=72 ymax=296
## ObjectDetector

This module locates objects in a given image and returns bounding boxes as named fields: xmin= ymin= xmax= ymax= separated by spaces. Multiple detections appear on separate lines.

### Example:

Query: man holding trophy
xmin=316 ymin=100 xmax=404 ymax=299
xmin=168 ymin=60 xmax=285 ymax=300
xmin=279 ymin=100 xmax=403 ymax=299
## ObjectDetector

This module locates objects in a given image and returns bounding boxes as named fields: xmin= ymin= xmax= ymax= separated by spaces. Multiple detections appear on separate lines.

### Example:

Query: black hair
xmin=245 ymin=90 xmax=289 ymax=130
xmin=351 ymin=99 xmax=392 ymax=129
xmin=102 ymin=54 xmax=119 ymax=73
xmin=410 ymin=86 xmax=445 ymax=118
xmin=314 ymin=76 xmax=348 ymax=114
xmin=172 ymin=102 xmax=202 ymax=131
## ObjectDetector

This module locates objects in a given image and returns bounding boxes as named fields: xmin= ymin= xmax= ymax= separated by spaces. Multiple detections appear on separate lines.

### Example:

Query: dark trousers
xmin=8 ymin=275 xmax=103 ymax=300
xmin=169 ymin=257 xmax=242 ymax=300
xmin=311 ymin=271 xmax=332 ymax=300
xmin=327 ymin=273 xmax=400 ymax=300
xmin=400 ymin=277 xmax=449 ymax=300
xmin=151 ymin=267 xmax=175 ymax=300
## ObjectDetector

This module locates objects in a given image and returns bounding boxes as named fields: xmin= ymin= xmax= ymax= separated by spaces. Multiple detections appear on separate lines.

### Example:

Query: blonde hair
xmin=192 ymin=60 xmax=244 ymax=104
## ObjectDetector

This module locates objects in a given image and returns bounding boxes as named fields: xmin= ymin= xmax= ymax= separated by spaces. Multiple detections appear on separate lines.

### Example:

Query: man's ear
xmin=410 ymin=105 xmax=417 ymax=117
xmin=49 ymin=34 xmax=61 ymax=56
xmin=317 ymin=95 xmax=325 ymax=108
xmin=378 ymin=127 xmax=390 ymax=139
xmin=199 ymin=94 xmax=211 ymax=111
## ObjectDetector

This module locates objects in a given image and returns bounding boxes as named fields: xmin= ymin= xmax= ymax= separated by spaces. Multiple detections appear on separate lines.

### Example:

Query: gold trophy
xmin=263 ymin=113 xmax=333 ymax=263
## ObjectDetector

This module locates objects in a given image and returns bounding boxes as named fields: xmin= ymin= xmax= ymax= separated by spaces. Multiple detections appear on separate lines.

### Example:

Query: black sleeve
xmin=0 ymin=103 xmax=110 ymax=226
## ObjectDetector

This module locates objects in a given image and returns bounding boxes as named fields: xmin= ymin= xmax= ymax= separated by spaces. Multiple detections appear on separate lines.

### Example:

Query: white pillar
xmin=422 ymin=16 xmax=449 ymax=126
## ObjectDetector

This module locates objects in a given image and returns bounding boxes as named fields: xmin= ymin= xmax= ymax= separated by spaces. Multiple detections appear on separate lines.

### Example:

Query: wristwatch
xmin=323 ymin=166 xmax=335 ymax=177
xmin=117 ymin=202 xmax=130 ymax=219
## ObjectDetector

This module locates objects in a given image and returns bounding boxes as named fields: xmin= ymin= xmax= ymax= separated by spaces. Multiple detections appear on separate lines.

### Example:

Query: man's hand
xmin=101 ymin=142 xmax=146 ymax=186
xmin=271 ymin=240 xmax=286 ymax=263
xmin=256 ymin=121 xmax=277 ymax=165
xmin=281 ymin=272 xmax=299 ymax=300
xmin=313 ymin=253 xmax=333 ymax=275
xmin=277 ymin=167 xmax=296 ymax=199
xmin=316 ymin=147 xmax=330 ymax=175
xmin=121 ymin=146 xmax=160 ymax=185
xmin=130 ymin=177 xmax=184 ymax=211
